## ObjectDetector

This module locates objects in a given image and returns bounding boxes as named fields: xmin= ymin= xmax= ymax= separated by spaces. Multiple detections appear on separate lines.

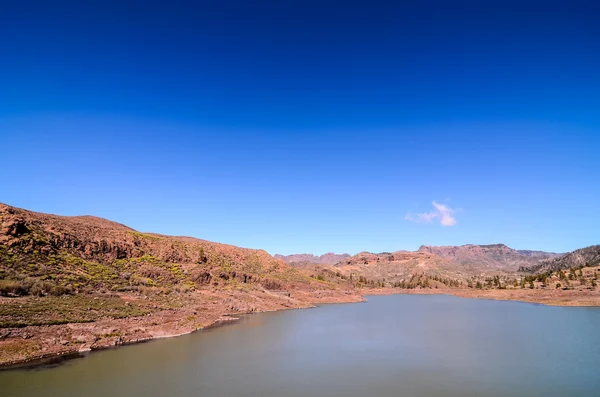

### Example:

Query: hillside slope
xmin=0 ymin=203 xmax=358 ymax=366
xmin=520 ymin=245 xmax=600 ymax=273
xmin=0 ymin=203 xmax=354 ymax=296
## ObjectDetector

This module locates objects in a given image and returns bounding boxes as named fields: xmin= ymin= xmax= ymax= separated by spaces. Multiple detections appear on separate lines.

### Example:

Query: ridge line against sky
xmin=1 ymin=1 xmax=599 ymax=254
xmin=0 ymin=199 xmax=588 ymax=257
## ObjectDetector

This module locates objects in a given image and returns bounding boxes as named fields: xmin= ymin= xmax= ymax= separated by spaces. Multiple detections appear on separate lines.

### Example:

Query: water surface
xmin=2 ymin=294 xmax=599 ymax=397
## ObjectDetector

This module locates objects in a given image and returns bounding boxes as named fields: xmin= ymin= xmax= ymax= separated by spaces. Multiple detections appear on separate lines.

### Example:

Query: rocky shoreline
xmin=0 ymin=288 xmax=364 ymax=369
xmin=3 ymin=286 xmax=600 ymax=369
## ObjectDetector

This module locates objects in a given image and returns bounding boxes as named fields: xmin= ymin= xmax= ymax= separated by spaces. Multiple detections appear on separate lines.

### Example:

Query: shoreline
xmin=2 ymin=287 xmax=599 ymax=370
xmin=364 ymin=287 xmax=600 ymax=308
xmin=0 ymin=316 xmax=243 ymax=371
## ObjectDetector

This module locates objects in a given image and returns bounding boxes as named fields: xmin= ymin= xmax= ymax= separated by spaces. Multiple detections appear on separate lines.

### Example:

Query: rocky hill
xmin=520 ymin=245 xmax=600 ymax=273
xmin=331 ymin=250 xmax=461 ymax=285
xmin=0 ymin=203 xmax=358 ymax=366
xmin=275 ymin=253 xmax=350 ymax=265
xmin=0 ymin=203 xmax=336 ymax=297
xmin=417 ymin=244 xmax=560 ymax=273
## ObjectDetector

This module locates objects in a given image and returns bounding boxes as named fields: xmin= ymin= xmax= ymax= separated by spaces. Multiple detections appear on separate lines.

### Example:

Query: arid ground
xmin=1 ymin=203 xmax=598 ymax=367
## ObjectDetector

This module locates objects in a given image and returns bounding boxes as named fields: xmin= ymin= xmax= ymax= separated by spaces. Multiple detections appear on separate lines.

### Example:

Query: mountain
xmin=275 ymin=253 xmax=350 ymax=265
xmin=417 ymin=244 xmax=560 ymax=273
xmin=520 ymin=245 xmax=600 ymax=273
xmin=324 ymin=244 xmax=567 ymax=288
xmin=517 ymin=249 xmax=563 ymax=258
xmin=289 ymin=244 xmax=565 ymax=287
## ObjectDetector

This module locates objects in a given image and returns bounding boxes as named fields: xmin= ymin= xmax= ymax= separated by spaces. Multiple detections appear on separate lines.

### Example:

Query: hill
xmin=329 ymin=250 xmax=462 ymax=287
xmin=520 ymin=245 xmax=600 ymax=273
xmin=0 ymin=203 xmax=358 ymax=366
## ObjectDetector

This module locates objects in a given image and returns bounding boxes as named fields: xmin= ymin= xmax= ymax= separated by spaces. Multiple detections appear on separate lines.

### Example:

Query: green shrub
xmin=29 ymin=281 xmax=54 ymax=296
xmin=0 ymin=278 xmax=72 ymax=297
xmin=0 ymin=280 xmax=28 ymax=296
xmin=49 ymin=285 xmax=72 ymax=296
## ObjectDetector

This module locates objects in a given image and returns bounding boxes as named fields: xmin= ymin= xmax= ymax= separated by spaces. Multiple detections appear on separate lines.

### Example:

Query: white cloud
xmin=405 ymin=201 xmax=457 ymax=227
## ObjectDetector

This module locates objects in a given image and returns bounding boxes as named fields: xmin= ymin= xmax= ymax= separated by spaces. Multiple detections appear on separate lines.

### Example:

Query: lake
xmin=1 ymin=294 xmax=599 ymax=397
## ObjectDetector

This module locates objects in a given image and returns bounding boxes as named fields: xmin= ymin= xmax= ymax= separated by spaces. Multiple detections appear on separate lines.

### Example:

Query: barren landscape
xmin=1 ymin=203 xmax=599 ymax=367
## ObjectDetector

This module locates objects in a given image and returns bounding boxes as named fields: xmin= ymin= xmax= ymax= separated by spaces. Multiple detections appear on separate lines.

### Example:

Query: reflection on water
xmin=2 ymin=294 xmax=600 ymax=397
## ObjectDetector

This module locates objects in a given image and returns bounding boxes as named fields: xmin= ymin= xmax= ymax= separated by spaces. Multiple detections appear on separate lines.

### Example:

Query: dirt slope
xmin=0 ymin=203 xmax=359 ymax=366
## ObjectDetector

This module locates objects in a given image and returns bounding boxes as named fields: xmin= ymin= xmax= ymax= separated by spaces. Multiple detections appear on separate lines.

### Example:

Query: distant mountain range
xmin=274 ymin=253 xmax=350 ymax=265
xmin=281 ymin=244 xmax=566 ymax=285
xmin=279 ymin=244 xmax=561 ymax=272
xmin=417 ymin=244 xmax=562 ymax=272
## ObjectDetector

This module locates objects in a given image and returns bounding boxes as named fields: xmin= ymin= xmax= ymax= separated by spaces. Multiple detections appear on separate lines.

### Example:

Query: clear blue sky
xmin=1 ymin=1 xmax=599 ymax=255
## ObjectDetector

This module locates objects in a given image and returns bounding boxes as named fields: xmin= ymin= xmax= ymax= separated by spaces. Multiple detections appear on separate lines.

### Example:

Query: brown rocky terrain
xmin=0 ymin=203 xmax=361 ymax=367
xmin=296 ymin=246 xmax=599 ymax=304
xmin=418 ymin=244 xmax=561 ymax=273
xmin=1 ymin=202 xmax=598 ymax=368
xmin=520 ymin=245 xmax=600 ymax=273
xmin=332 ymin=250 xmax=461 ymax=285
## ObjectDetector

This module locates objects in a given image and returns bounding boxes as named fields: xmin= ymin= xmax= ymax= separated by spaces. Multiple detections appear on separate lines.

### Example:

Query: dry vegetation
xmin=0 ymin=203 xmax=361 ymax=367
xmin=0 ymin=203 xmax=598 ymax=367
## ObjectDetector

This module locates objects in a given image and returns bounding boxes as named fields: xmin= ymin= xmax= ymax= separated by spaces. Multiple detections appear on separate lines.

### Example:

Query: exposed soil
xmin=3 ymin=284 xmax=598 ymax=369
xmin=1 ymin=202 xmax=598 ymax=368
xmin=0 ymin=288 xmax=363 ymax=368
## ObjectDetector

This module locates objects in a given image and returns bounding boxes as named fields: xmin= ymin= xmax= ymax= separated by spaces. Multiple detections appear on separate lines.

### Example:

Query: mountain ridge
xmin=519 ymin=245 xmax=600 ymax=273
xmin=417 ymin=243 xmax=561 ymax=272
xmin=274 ymin=252 xmax=351 ymax=265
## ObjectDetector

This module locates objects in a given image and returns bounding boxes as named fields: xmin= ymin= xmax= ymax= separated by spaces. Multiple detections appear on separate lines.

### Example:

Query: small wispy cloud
xmin=405 ymin=201 xmax=457 ymax=227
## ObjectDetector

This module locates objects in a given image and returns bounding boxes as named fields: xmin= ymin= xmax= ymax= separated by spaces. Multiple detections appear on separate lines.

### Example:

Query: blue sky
xmin=1 ymin=1 xmax=599 ymax=255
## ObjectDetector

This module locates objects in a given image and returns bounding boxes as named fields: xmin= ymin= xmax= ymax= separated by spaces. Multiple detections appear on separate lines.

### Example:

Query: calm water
xmin=2 ymin=294 xmax=600 ymax=397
